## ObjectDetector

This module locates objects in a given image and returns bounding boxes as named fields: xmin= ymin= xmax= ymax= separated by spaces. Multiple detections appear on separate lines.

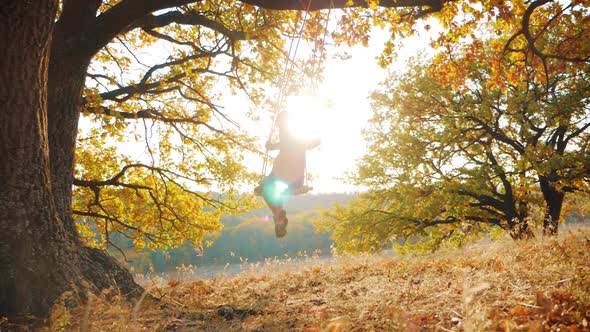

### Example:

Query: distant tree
xmin=319 ymin=5 xmax=590 ymax=251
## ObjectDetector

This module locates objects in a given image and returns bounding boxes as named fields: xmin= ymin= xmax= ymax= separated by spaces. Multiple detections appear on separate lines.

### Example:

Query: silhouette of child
xmin=260 ymin=111 xmax=320 ymax=237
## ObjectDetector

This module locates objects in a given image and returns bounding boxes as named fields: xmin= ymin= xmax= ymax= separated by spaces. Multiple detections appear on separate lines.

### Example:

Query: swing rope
xmin=260 ymin=1 xmax=333 ymax=185
xmin=261 ymin=1 xmax=313 ymax=179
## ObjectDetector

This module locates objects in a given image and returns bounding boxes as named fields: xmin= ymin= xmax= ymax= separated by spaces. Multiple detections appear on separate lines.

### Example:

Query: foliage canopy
xmin=66 ymin=0 xmax=589 ymax=253
xmin=317 ymin=1 xmax=590 ymax=252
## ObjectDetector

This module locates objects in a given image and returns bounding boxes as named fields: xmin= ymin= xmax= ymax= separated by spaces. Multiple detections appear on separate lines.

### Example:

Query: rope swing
xmin=259 ymin=1 xmax=333 ymax=191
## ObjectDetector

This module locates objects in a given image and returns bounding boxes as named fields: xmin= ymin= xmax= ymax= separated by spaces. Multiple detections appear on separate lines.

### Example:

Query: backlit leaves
xmin=319 ymin=5 xmax=590 ymax=252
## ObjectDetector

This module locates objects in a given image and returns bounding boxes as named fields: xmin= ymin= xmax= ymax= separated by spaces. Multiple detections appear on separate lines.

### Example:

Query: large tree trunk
xmin=0 ymin=0 xmax=142 ymax=319
xmin=47 ymin=32 xmax=90 ymax=245
xmin=502 ymin=195 xmax=534 ymax=240
xmin=539 ymin=176 xmax=564 ymax=236
xmin=0 ymin=0 xmax=82 ymax=317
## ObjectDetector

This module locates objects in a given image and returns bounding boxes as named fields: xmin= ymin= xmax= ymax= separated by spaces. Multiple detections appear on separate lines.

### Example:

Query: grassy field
xmin=41 ymin=226 xmax=589 ymax=331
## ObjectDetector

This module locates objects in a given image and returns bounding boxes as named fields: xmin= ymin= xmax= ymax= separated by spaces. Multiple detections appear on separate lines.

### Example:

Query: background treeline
xmin=109 ymin=193 xmax=353 ymax=273
xmin=106 ymin=191 xmax=587 ymax=275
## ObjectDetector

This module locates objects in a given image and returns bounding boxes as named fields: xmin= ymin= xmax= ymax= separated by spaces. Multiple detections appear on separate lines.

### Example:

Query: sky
xmin=242 ymin=27 xmax=437 ymax=194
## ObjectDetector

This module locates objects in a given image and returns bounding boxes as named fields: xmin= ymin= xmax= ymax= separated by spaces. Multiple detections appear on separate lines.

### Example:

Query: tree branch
xmin=143 ymin=28 xmax=198 ymax=49
xmin=466 ymin=115 xmax=525 ymax=154
xmin=73 ymin=209 xmax=169 ymax=245
xmin=74 ymin=163 xmax=209 ymax=189
xmin=133 ymin=11 xmax=248 ymax=41
xmin=83 ymin=0 xmax=200 ymax=56
xmin=522 ymin=0 xmax=590 ymax=63
xmin=456 ymin=189 xmax=505 ymax=212
xmin=565 ymin=121 xmax=590 ymax=146
xmin=85 ymin=106 xmax=234 ymax=139
xmin=98 ymin=54 xmax=233 ymax=102
xmin=363 ymin=209 xmax=459 ymax=228
xmin=239 ymin=0 xmax=445 ymax=11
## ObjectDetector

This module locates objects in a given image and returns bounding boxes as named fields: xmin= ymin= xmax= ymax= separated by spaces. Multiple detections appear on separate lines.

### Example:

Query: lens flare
xmin=274 ymin=181 xmax=289 ymax=199
xmin=262 ymin=178 xmax=290 ymax=205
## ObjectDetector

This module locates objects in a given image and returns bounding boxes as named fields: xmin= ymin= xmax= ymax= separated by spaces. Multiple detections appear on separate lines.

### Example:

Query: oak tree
xmin=0 ymin=0 xmax=450 ymax=319
xmin=319 ymin=3 xmax=590 ymax=252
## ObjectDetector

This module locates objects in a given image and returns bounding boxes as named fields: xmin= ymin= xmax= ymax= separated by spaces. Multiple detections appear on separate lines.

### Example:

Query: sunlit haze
xmin=246 ymin=28 xmax=437 ymax=194
xmin=90 ymin=26 xmax=438 ymax=195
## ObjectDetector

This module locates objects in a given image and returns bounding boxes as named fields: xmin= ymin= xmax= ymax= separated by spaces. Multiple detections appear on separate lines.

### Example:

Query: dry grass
xmin=42 ymin=226 xmax=590 ymax=331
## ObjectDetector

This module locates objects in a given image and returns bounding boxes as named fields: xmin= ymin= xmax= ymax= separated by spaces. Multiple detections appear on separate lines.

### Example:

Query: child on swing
xmin=260 ymin=111 xmax=320 ymax=238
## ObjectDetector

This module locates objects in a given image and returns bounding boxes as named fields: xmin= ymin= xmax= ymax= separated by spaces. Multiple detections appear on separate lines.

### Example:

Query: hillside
xmin=39 ymin=226 xmax=590 ymax=331
xmin=119 ymin=193 xmax=353 ymax=274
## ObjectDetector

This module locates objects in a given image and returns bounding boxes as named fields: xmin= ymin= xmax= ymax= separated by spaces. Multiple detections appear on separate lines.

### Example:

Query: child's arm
xmin=305 ymin=138 xmax=321 ymax=150
xmin=266 ymin=140 xmax=281 ymax=150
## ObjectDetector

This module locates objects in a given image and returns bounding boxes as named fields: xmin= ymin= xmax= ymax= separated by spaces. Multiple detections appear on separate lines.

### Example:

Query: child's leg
xmin=263 ymin=194 xmax=288 ymax=238
xmin=261 ymin=176 xmax=289 ymax=237
xmin=274 ymin=209 xmax=288 ymax=238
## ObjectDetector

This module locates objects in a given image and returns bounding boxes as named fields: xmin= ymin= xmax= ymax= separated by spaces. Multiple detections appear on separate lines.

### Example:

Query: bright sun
xmin=284 ymin=95 xmax=328 ymax=141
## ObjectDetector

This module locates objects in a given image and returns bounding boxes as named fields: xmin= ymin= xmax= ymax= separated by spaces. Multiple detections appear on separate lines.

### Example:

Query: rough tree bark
xmin=0 ymin=0 xmax=81 ymax=317
xmin=0 ymin=0 xmax=141 ymax=319
xmin=539 ymin=176 xmax=564 ymax=235
xmin=47 ymin=1 xmax=96 ymax=237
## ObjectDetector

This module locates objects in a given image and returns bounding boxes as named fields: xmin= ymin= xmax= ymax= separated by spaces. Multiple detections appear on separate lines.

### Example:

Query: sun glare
xmin=279 ymin=92 xmax=370 ymax=193
xmin=285 ymin=95 xmax=328 ymax=141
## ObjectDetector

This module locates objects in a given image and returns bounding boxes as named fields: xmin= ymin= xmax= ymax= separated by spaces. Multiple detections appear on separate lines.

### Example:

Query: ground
xmin=18 ymin=226 xmax=590 ymax=331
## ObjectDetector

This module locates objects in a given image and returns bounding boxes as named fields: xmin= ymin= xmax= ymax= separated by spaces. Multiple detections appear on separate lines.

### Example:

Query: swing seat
xmin=254 ymin=183 xmax=312 ymax=196
xmin=290 ymin=185 xmax=313 ymax=195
